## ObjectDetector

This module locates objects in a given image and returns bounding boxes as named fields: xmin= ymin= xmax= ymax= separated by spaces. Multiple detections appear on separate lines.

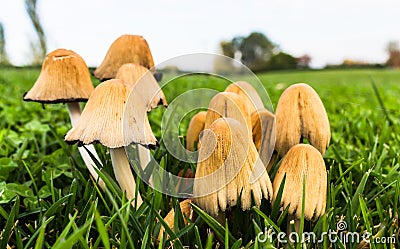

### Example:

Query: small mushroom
xmin=193 ymin=118 xmax=273 ymax=217
xmin=225 ymin=81 xmax=264 ymax=113
xmin=204 ymin=92 xmax=252 ymax=136
xmin=251 ymin=109 xmax=277 ymax=172
xmin=158 ymin=199 xmax=194 ymax=242
xmin=186 ymin=111 xmax=207 ymax=151
xmin=93 ymin=34 xmax=154 ymax=81
xmin=65 ymin=79 xmax=158 ymax=206
xmin=23 ymin=48 xmax=105 ymax=189
xmin=275 ymin=83 xmax=330 ymax=156
xmin=272 ymin=144 xmax=327 ymax=231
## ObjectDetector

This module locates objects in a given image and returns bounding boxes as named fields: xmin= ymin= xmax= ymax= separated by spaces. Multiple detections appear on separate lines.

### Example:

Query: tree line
xmin=0 ymin=2 xmax=399 ymax=70
xmin=219 ymin=32 xmax=310 ymax=72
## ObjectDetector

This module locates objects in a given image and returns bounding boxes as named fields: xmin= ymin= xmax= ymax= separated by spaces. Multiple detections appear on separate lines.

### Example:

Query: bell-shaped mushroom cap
xmin=158 ymin=199 xmax=194 ymax=241
xmin=275 ymin=83 xmax=330 ymax=156
xmin=186 ymin=111 xmax=207 ymax=151
xmin=23 ymin=48 xmax=94 ymax=103
xmin=93 ymin=35 xmax=154 ymax=81
xmin=115 ymin=63 xmax=167 ymax=111
xmin=251 ymin=109 xmax=276 ymax=171
xmin=204 ymin=92 xmax=252 ymax=136
xmin=225 ymin=81 xmax=264 ymax=113
xmin=65 ymin=79 xmax=157 ymax=148
xmin=272 ymin=144 xmax=327 ymax=221
xmin=193 ymin=118 xmax=273 ymax=217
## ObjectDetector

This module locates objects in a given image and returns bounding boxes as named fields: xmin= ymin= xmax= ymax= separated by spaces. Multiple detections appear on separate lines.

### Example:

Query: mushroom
xmin=225 ymin=81 xmax=265 ymax=114
xmin=275 ymin=83 xmax=330 ymax=156
xmin=272 ymin=144 xmax=327 ymax=232
xmin=115 ymin=63 xmax=168 ymax=186
xmin=204 ymin=92 xmax=252 ymax=135
xmin=251 ymin=109 xmax=277 ymax=172
xmin=158 ymin=199 xmax=194 ymax=242
xmin=185 ymin=111 xmax=207 ymax=151
xmin=23 ymin=48 xmax=105 ymax=189
xmin=65 ymin=79 xmax=158 ymax=206
xmin=93 ymin=34 xmax=155 ymax=81
xmin=193 ymin=117 xmax=273 ymax=217
xmin=115 ymin=63 xmax=167 ymax=109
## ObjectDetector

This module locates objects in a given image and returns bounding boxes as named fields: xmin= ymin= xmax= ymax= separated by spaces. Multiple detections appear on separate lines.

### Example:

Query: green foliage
xmin=0 ymin=68 xmax=399 ymax=248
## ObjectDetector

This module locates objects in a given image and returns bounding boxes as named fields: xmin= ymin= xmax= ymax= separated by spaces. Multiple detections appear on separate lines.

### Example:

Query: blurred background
xmin=0 ymin=0 xmax=399 ymax=71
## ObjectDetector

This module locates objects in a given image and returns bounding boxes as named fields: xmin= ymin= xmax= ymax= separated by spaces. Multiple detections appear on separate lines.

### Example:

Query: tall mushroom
xmin=193 ymin=117 xmax=273 ymax=217
xmin=275 ymin=83 xmax=330 ymax=156
xmin=23 ymin=48 xmax=105 ymax=189
xmin=65 ymin=79 xmax=158 ymax=206
xmin=93 ymin=34 xmax=155 ymax=81
xmin=272 ymin=144 xmax=327 ymax=232
xmin=115 ymin=63 xmax=167 ymax=185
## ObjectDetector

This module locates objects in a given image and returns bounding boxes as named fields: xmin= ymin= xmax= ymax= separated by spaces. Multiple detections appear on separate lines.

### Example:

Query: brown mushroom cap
xmin=251 ymin=109 xmax=276 ymax=171
xmin=93 ymin=35 xmax=154 ymax=81
xmin=272 ymin=144 xmax=327 ymax=221
xmin=158 ymin=199 xmax=194 ymax=241
xmin=204 ymin=92 xmax=252 ymax=136
xmin=65 ymin=79 xmax=157 ymax=148
xmin=186 ymin=111 xmax=207 ymax=151
xmin=115 ymin=63 xmax=167 ymax=111
xmin=225 ymin=81 xmax=264 ymax=113
xmin=23 ymin=48 xmax=94 ymax=103
xmin=194 ymin=118 xmax=273 ymax=217
xmin=275 ymin=83 xmax=330 ymax=156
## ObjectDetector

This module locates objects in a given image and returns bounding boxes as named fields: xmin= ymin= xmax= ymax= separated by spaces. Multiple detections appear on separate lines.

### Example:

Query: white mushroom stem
xmin=109 ymin=147 xmax=143 ymax=206
xmin=138 ymin=144 xmax=153 ymax=186
xmin=67 ymin=102 xmax=105 ymax=190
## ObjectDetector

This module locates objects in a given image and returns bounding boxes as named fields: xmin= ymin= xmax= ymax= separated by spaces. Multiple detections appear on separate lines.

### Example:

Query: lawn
xmin=0 ymin=67 xmax=399 ymax=248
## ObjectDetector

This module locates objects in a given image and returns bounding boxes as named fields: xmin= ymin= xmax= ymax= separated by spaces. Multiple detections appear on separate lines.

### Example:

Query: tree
xmin=220 ymin=32 xmax=276 ymax=72
xmin=297 ymin=54 xmax=311 ymax=69
xmin=25 ymin=0 xmax=47 ymax=65
xmin=386 ymin=41 xmax=400 ymax=68
xmin=219 ymin=41 xmax=235 ymax=59
xmin=266 ymin=52 xmax=297 ymax=71
xmin=239 ymin=32 xmax=275 ymax=72
xmin=0 ymin=23 xmax=11 ymax=66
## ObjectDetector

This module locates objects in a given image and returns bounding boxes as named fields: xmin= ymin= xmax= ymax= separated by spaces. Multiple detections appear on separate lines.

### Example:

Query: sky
xmin=0 ymin=0 xmax=399 ymax=68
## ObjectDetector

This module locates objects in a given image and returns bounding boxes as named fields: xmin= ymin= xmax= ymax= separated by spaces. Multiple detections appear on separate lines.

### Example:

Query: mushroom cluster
xmin=23 ymin=35 xmax=330 ymax=241
xmin=187 ymin=81 xmax=276 ymax=217
xmin=23 ymin=34 xmax=167 ymax=207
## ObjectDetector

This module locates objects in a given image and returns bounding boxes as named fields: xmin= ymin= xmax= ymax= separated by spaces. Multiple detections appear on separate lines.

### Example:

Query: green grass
xmin=0 ymin=67 xmax=399 ymax=248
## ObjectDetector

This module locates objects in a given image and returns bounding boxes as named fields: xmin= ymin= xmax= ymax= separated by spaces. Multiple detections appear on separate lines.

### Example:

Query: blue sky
xmin=0 ymin=0 xmax=399 ymax=68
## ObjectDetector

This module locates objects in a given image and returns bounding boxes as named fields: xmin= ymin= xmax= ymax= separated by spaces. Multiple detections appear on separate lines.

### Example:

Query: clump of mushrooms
xmin=194 ymin=108 xmax=273 ymax=217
